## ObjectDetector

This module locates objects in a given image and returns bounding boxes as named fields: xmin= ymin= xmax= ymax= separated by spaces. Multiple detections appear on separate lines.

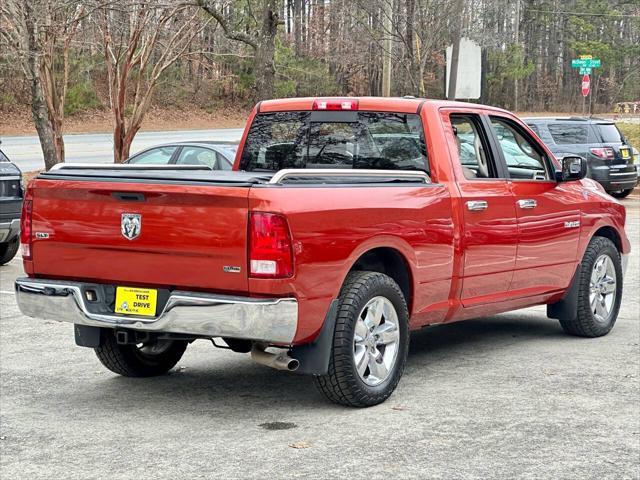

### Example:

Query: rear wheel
xmin=95 ymin=333 xmax=188 ymax=377
xmin=314 ymin=271 xmax=409 ymax=407
xmin=559 ymin=237 xmax=622 ymax=337
xmin=609 ymin=188 xmax=633 ymax=199
xmin=0 ymin=237 xmax=19 ymax=265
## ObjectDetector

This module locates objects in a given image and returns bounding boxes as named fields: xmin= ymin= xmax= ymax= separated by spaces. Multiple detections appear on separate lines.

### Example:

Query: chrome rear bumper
xmin=15 ymin=278 xmax=298 ymax=344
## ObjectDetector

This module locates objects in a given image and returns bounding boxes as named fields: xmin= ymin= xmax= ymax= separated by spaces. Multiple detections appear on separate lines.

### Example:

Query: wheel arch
xmin=592 ymin=225 xmax=622 ymax=253
xmin=348 ymin=246 xmax=414 ymax=313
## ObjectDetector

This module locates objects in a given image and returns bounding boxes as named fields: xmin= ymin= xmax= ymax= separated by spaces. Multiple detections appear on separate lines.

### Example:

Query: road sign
xmin=579 ymin=54 xmax=592 ymax=60
xmin=571 ymin=58 xmax=601 ymax=68
xmin=579 ymin=67 xmax=592 ymax=75
xmin=581 ymin=74 xmax=590 ymax=97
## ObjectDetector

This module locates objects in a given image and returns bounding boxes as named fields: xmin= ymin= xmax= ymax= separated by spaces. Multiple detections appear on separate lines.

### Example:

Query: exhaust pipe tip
xmin=251 ymin=344 xmax=300 ymax=372
xmin=286 ymin=358 xmax=300 ymax=371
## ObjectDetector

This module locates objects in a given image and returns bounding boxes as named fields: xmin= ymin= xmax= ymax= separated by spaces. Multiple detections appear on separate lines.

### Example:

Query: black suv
xmin=0 ymin=147 xmax=23 ymax=264
xmin=524 ymin=117 xmax=638 ymax=198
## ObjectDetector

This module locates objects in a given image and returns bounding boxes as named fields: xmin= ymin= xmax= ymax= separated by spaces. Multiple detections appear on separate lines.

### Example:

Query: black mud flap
xmin=74 ymin=325 xmax=103 ymax=348
xmin=547 ymin=263 xmax=581 ymax=321
xmin=290 ymin=299 xmax=339 ymax=376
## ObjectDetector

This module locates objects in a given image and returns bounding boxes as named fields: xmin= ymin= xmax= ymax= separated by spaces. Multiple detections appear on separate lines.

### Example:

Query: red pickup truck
xmin=16 ymin=97 xmax=630 ymax=407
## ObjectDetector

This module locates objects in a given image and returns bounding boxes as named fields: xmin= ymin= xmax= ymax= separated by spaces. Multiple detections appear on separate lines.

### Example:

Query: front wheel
xmin=314 ymin=271 xmax=410 ymax=407
xmin=609 ymin=188 xmax=634 ymax=199
xmin=95 ymin=333 xmax=188 ymax=377
xmin=559 ymin=237 xmax=623 ymax=337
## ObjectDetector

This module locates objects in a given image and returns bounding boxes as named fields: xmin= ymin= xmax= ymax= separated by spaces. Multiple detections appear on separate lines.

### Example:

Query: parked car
xmin=16 ymin=98 xmax=630 ymax=407
xmin=523 ymin=117 xmax=638 ymax=198
xmin=126 ymin=141 xmax=238 ymax=170
xmin=0 ymin=147 xmax=23 ymax=265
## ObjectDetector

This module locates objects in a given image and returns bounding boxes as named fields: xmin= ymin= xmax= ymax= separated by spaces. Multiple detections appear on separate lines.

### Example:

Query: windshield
xmin=596 ymin=124 xmax=624 ymax=143
xmin=239 ymin=111 xmax=429 ymax=173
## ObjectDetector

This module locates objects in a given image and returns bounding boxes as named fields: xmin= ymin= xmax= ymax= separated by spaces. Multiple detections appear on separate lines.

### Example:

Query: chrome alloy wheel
xmin=590 ymin=254 xmax=617 ymax=323
xmin=353 ymin=296 xmax=400 ymax=386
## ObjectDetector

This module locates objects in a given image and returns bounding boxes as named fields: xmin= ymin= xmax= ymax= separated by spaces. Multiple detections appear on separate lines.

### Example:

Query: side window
xmin=548 ymin=124 xmax=589 ymax=144
xmin=490 ymin=117 xmax=551 ymax=181
xmin=129 ymin=146 xmax=177 ymax=164
xmin=450 ymin=114 xmax=501 ymax=179
xmin=176 ymin=147 xmax=218 ymax=169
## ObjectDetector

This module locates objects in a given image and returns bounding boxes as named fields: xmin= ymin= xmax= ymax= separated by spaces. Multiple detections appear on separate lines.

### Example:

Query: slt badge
xmin=121 ymin=213 xmax=142 ymax=240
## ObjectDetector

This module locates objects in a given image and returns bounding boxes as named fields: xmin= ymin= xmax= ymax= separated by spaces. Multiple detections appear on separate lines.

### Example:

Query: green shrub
xmin=65 ymin=82 xmax=100 ymax=116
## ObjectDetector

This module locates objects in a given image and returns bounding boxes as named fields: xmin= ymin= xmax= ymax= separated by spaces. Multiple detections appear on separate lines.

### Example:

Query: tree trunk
xmin=24 ymin=0 xmax=61 ymax=171
xmin=254 ymin=0 xmax=279 ymax=101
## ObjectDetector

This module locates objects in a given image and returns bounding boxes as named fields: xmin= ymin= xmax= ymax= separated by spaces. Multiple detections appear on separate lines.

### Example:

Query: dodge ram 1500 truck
xmin=16 ymin=97 xmax=630 ymax=407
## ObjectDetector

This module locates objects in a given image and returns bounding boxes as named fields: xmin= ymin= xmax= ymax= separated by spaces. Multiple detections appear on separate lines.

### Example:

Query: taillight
xmin=20 ymin=184 xmax=34 ymax=260
xmin=590 ymin=147 xmax=614 ymax=159
xmin=249 ymin=212 xmax=294 ymax=278
xmin=312 ymin=98 xmax=358 ymax=111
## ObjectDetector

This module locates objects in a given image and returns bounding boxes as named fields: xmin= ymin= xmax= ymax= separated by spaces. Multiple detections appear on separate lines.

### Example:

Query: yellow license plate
xmin=621 ymin=148 xmax=630 ymax=159
xmin=115 ymin=287 xmax=157 ymax=317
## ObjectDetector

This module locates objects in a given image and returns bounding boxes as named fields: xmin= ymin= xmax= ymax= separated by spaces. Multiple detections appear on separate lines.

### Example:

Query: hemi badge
xmin=35 ymin=232 xmax=50 ymax=239
xmin=564 ymin=221 xmax=580 ymax=229
xmin=223 ymin=266 xmax=241 ymax=273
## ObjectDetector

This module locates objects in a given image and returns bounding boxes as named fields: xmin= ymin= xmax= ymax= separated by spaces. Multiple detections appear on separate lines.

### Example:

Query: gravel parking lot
xmin=1 ymin=198 xmax=638 ymax=480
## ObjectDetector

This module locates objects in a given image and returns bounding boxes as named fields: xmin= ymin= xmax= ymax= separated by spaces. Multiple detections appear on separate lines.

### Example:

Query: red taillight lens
xmin=249 ymin=212 xmax=294 ymax=278
xmin=20 ymin=185 xmax=33 ymax=260
xmin=590 ymin=147 xmax=614 ymax=159
xmin=312 ymin=98 xmax=359 ymax=111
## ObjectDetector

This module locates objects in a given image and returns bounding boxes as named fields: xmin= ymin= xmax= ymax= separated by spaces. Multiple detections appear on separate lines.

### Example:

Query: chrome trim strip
xmin=269 ymin=168 xmax=431 ymax=184
xmin=49 ymin=164 xmax=210 ymax=172
xmin=0 ymin=175 xmax=22 ymax=181
xmin=15 ymin=278 xmax=298 ymax=344
xmin=609 ymin=172 xmax=637 ymax=177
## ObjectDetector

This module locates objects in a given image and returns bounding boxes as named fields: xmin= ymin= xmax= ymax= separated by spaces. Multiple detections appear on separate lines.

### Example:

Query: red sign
xmin=581 ymin=74 xmax=590 ymax=97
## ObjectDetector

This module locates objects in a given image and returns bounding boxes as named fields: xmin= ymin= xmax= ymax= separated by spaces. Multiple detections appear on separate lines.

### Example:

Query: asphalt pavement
xmin=1 ymin=129 xmax=244 ymax=172
xmin=0 ymin=199 xmax=638 ymax=479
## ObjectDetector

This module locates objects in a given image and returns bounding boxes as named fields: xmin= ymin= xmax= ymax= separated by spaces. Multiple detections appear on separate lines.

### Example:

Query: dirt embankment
xmin=0 ymin=106 xmax=250 ymax=137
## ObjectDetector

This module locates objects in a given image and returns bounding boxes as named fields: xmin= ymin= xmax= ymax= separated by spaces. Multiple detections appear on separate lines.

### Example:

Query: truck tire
xmin=314 ymin=271 xmax=409 ymax=407
xmin=95 ymin=334 xmax=188 ymax=377
xmin=0 ymin=238 xmax=19 ymax=265
xmin=609 ymin=189 xmax=633 ymax=199
xmin=559 ymin=236 xmax=623 ymax=337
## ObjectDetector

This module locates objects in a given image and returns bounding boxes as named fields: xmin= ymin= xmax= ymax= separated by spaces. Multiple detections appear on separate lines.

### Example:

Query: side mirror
xmin=556 ymin=155 xmax=587 ymax=182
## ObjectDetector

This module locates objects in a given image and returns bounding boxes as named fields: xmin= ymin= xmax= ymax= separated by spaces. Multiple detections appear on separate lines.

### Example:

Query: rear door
xmin=447 ymin=112 xmax=518 ymax=306
xmin=488 ymin=115 xmax=581 ymax=295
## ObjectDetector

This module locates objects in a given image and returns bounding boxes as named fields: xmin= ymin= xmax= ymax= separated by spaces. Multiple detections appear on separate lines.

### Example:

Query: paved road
xmin=1 ymin=200 xmax=638 ymax=479
xmin=1 ymin=129 xmax=244 ymax=172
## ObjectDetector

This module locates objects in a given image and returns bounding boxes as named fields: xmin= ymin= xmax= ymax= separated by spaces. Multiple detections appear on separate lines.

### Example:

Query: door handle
xmin=517 ymin=199 xmax=537 ymax=209
xmin=466 ymin=200 xmax=488 ymax=212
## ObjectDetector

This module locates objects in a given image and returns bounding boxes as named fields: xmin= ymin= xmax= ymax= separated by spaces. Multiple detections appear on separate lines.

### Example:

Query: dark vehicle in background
xmin=524 ymin=117 xmax=638 ymax=198
xmin=126 ymin=141 xmax=238 ymax=170
xmin=0 ymin=147 xmax=23 ymax=264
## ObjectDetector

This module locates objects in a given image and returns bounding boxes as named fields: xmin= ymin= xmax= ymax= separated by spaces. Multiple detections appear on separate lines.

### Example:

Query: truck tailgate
xmin=30 ymin=177 xmax=251 ymax=293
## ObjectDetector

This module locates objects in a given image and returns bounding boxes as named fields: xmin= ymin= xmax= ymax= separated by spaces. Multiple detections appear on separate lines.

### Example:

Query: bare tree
xmin=1 ymin=0 xmax=85 ymax=170
xmin=94 ymin=3 xmax=210 ymax=162
xmin=196 ymin=0 xmax=281 ymax=101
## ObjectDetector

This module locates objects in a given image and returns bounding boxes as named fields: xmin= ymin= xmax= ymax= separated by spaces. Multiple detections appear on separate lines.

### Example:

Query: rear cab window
xmin=239 ymin=111 xmax=430 ymax=175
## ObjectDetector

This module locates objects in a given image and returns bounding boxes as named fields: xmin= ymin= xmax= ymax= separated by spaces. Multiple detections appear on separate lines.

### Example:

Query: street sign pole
xmin=572 ymin=56 xmax=600 ymax=115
